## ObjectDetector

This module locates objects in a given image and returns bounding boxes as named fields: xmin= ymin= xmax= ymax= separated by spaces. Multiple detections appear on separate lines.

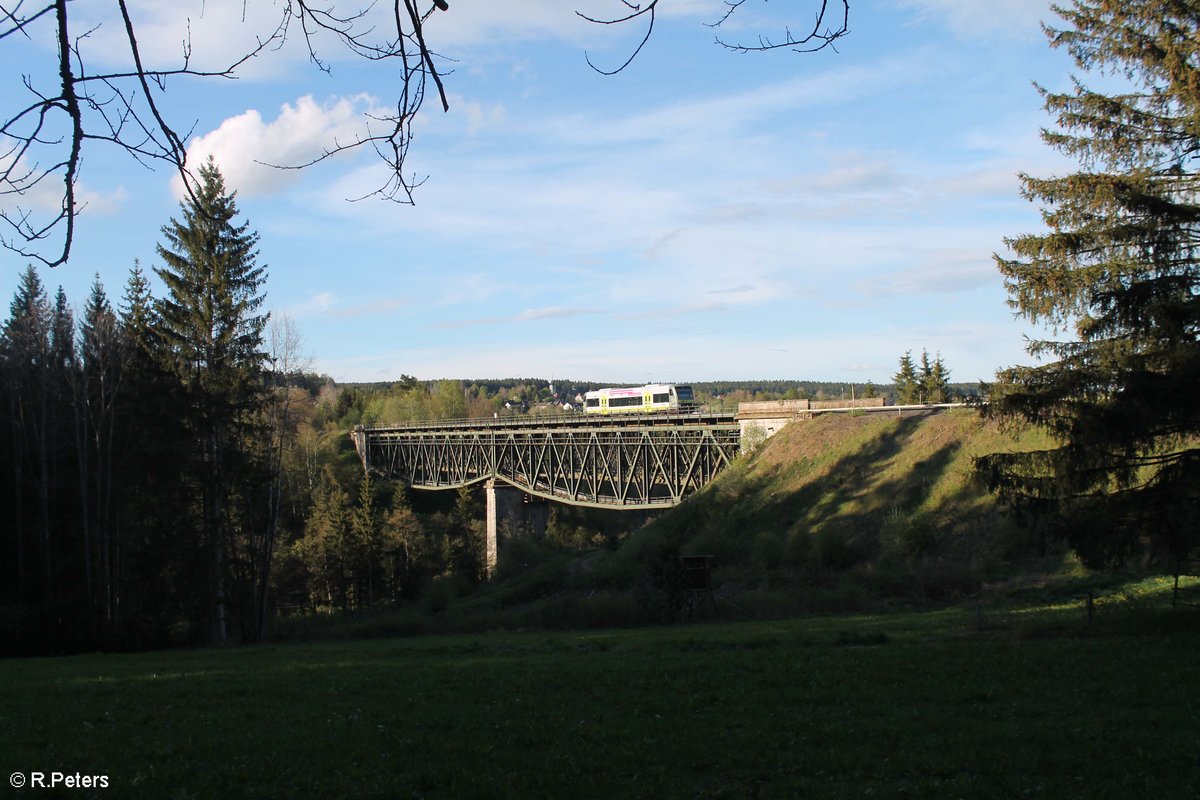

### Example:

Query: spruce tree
xmin=893 ymin=351 xmax=920 ymax=404
xmin=154 ymin=158 xmax=269 ymax=642
xmin=114 ymin=262 xmax=191 ymax=640
xmin=352 ymin=472 xmax=379 ymax=607
xmin=78 ymin=276 xmax=119 ymax=628
xmin=924 ymin=351 xmax=951 ymax=404
xmin=381 ymin=482 xmax=429 ymax=599
xmin=980 ymin=1 xmax=1200 ymax=566
xmin=1 ymin=267 xmax=53 ymax=606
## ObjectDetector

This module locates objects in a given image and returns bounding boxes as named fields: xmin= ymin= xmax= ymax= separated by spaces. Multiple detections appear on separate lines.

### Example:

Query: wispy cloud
xmin=855 ymin=253 xmax=998 ymax=297
xmin=287 ymin=291 xmax=408 ymax=319
xmin=617 ymin=302 xmax=730 ymax=321
xmin=895 ymin=0 xmax=1054 ymax=40
xmin=332 ymin=297 xmax=410 ymax=318
xmin=437 ymin=306 xmax=605 ymax=329
xmin=0 ymin=155 xmax=127 ymax=217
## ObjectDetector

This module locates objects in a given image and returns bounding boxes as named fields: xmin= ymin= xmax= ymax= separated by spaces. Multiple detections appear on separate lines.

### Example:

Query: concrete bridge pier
xmin=483 ymin=480 xmax=549 ymax=577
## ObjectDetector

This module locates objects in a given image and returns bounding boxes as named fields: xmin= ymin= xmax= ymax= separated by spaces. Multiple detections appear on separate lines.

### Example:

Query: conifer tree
xmin=78 ymin=276 xmax=120 ymax=628
xmin=980 ymin=1 xmax=1200 ymax=566
xmin=452 ymin=485 xmax=487 ymax=582
xmin=294 ymin=466 xmax=353 ymax=611
xmin=893 ymin=351 xmax=920 ymax=404
xmin=352 ymin=472 xmax=380 ymax=607
xmin=113 ymin=262 xmax=190 ymax=639
xmin=154 ymin=158 xmax=269 ymax=642
xmin=381 ymin=482 xmax=432 ymax=599
xmin=922 ymin=351 xmax=951 ymax=404
xmin=1 ymin=267 xmax=53 ymax=606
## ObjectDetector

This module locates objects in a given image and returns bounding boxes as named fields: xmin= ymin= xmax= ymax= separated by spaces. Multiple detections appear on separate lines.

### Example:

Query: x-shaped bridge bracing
xmin=354 ymin=413 xmax=741 ymax=509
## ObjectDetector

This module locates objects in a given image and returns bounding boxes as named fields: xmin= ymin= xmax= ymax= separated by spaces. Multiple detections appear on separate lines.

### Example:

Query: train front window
xmin=675 ymin=386 xmax=694 ymax=403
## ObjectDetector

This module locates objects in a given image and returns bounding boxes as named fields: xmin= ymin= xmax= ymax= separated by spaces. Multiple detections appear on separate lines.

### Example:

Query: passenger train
xmin=583 ymin=384 xmax=696 ymax=415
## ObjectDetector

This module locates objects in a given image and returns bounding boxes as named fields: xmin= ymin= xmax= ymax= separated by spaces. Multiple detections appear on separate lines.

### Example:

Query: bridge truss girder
xmin=363 ymin=421 xmax=741 ymax=509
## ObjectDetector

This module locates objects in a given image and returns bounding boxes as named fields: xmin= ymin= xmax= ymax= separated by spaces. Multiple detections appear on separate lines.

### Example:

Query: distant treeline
xmin=337 ymin=377 xmax=985 ymax=421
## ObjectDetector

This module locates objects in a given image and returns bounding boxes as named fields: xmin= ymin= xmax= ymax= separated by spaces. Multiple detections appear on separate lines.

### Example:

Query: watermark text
xmin=10 ymin=772 xmax=109 ymax=790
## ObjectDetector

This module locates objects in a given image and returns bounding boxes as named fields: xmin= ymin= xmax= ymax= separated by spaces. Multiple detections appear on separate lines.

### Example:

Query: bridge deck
xmin=361 ymin=409 xmax=736 ymax=434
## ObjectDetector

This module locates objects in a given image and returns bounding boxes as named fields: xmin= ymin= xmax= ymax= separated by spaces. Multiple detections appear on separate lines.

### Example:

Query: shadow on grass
xmin=652 ymin=413 xmax=975 ymax=569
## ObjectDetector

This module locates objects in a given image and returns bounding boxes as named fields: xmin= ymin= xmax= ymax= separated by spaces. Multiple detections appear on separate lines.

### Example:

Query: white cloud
xmin=175 ymin=95 xmax=381 ymax=198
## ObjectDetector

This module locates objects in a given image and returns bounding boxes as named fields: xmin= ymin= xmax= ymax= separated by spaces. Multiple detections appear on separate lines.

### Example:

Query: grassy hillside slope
xmin=622 ymin=409 xmax=1055 ymax=598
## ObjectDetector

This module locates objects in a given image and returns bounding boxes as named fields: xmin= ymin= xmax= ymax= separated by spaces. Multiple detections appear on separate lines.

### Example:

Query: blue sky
xmin=0 ymin=0 xmax=1075 ymax=385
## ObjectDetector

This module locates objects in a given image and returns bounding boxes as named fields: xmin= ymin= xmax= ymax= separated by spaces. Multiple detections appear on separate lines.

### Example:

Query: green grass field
xmin=4 ymin=599 xmax=1199 ymax=799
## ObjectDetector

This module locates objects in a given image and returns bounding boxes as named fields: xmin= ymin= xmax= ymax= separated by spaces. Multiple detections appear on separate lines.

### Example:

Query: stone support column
xmin=484 ymin=479 xmax=551 ymax=577
xmin=484 ymin=479 xmax=518 ymax=577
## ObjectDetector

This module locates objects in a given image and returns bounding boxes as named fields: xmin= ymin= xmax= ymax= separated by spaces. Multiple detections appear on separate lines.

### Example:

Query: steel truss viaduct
xmin=353 ymin=411 xmax=741 ymax=509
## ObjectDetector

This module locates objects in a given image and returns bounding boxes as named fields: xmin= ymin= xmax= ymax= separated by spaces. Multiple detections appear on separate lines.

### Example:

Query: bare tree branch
xmin=581 ymin=1 xmax=850 ymax=73
xmin=712 ymin=0 xmax=850 ymax=54
xmin=577 ymin=1 xmax=659 ymax=76
xmin=0 ymin=0 xmax=453 ymax=267
xmin=0 ymin=1 xmax=847 ymax=268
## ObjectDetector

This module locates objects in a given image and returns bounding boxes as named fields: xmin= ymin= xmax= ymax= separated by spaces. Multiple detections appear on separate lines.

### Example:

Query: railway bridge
xmin=352 ymin=411 xmax=741 ymax=571
xmin=350 ymin=397 xmax=914 ymax=573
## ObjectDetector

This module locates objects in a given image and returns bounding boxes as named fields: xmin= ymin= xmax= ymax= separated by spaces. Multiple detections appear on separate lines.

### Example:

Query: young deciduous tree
xmin=979 ymin=0 xmax=1200 ymax=567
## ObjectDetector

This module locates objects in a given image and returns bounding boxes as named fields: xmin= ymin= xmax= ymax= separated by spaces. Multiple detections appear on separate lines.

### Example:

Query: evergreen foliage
xmin=153 ymin=158 xmax=270 ymax=643
xmin=155 ymin=157 xmax=268 ymax=401
xmin=980 ymin=0 xmax=1200 ymax=566
xmin=893 ymin=351 xmax=920 ymax=404
xmin=921 ymin=350 xmax=951 ymax=403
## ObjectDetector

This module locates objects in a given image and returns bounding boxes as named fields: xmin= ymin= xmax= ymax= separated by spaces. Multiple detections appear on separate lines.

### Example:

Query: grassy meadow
xmin=4 ymin=595 xmax=1199 ymax=799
